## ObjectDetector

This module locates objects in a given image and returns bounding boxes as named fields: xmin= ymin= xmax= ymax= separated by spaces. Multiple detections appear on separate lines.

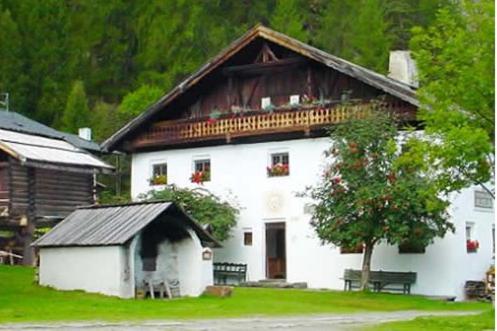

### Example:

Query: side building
xmin=102 ymin=26 xmax=494 ymax=300
xmin=0 ymin=111 xmax=113 ymax=264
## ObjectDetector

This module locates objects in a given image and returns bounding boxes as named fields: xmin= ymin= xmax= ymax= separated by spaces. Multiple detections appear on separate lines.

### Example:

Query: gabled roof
xmin=0 ymin=111 xmax=101 ymax=152
xmin=33 ymin=201 xmax=221 ymax=248
xmin=0 ymin=129 xmax=113 ymax=173
xmin=102 ymin=25 xmax=418 ymax=152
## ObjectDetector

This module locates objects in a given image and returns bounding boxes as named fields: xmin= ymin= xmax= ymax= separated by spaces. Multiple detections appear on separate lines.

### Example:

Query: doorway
xmin=265 ymin=222 xmax=286 ymax=279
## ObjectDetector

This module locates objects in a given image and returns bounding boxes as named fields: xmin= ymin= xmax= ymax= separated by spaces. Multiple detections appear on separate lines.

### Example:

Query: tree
xmin=270 ymin=0 xmax=309 ymax=42
xmin=61 ymin=80 xmax=90 ymax=133
xmin=117 ymin=85 xmax=163 ymax=122
xmin=410 ymin=0 xmax=494 ymax=197
xmin=140 ymin=185 xmax=239 ymax=242
xmin=306 ymin=110 xmax=452 ymax=289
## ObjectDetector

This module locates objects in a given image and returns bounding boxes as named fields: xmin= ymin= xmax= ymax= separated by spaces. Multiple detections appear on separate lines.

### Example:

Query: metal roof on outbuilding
xmin=0 ymin=129 xmax=113 ymax=173
xmin=33 ymin=201 xmax=221 ymax=248
xmin=0 ymin=111 xmax=101 ymax=152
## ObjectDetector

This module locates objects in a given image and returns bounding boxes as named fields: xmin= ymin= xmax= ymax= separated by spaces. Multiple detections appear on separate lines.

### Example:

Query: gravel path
xmin=0 ymin=311 xmax=481 ymax=331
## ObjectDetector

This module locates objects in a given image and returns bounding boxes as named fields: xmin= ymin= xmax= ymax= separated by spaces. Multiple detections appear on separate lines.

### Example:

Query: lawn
xmin=365 ymin=309 xmax=495 ymax=330
xmin=0 ymin=266 xmax=491 ymax=324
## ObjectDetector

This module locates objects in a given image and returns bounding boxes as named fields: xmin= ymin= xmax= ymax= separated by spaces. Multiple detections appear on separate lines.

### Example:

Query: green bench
xmin=343 ymin=269 xmax=416 ymax=294
xmin=213 ymin=262 xmax=247 ymax=285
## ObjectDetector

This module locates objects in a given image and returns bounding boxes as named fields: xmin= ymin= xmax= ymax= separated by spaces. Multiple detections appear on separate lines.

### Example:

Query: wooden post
xmin=22 ymin=167 xmax=36 ymax=266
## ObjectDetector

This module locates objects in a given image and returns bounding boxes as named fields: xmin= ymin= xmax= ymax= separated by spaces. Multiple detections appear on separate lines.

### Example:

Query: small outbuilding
xmin=33 ymin=201 xmax=220 ymax=298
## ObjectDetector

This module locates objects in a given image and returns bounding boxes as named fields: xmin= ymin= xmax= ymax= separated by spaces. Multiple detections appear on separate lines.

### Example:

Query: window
xmin=398 ymin=241 xmax=426 ymax=254
xmin=340 ymin=243 xmax=364 ymax=254
xmin=150 ymin=163 xmax=167 ymax=185
xmin=466 ymin=222 xmax=479 ymax=253
xmin=191 ymin=159 xmax=211 ymax=183
xmin=475 ymin=190 xmax=493 ymax=209
xmin=244 ymin=231 xmax=253 ymax=246
xmin=267 ymin=152 xmax=289 ymax=177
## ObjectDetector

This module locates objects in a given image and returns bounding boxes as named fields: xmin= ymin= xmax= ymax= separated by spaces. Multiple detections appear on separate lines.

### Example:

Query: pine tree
xmin=62 ymin=80 xmax=90 ymax=133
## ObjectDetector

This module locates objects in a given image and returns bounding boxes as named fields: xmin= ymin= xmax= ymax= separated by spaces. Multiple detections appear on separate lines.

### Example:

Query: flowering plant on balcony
xmin=467 ymin=239 xmax=479 ymax=253
xmin=267 ymin=163 xmax=289 ymax=177
xmin=190 ymin=171 xmax=210 ymax=184
xmin=149 ymin=174 xmax=167 ymax=186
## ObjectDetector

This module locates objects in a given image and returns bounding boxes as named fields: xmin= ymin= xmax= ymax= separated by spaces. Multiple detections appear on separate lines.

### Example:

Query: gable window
xmin=150 ymin=163 xmax=167 ymax=186
xmin=466 ymin=222 xmax=479 ymax=253
xmin=475 ymin=190 xmax=493 ymax=209
xmin=191 ymin=159 xmax=211 ymax=184
xmin=267 ymin=152 xmax=289 ymax=177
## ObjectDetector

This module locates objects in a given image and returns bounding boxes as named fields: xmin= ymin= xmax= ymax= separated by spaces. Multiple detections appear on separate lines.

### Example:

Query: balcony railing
xmin=132 ymin=101 xmax=414 ymax=148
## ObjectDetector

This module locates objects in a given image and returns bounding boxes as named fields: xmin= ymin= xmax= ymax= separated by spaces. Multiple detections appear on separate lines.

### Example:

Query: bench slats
xmin=343 ymin=269 xmax=416 ymax=294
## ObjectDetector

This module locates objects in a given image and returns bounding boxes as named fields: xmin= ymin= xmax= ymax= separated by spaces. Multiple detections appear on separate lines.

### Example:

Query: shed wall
xmin=39 ymin=246 xmax=126 ymax=297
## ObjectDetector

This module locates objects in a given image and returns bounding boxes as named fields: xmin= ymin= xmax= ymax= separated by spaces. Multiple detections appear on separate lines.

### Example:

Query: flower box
xmin=267 ymin=163 xmax=289 ymax=177
xmin=149 ymin=174 xmax=167 ymax=186
xmin=190 ymin=171 xmax=210 ymax=184
xmin=467 ymin=239 xmax=479 ymax=253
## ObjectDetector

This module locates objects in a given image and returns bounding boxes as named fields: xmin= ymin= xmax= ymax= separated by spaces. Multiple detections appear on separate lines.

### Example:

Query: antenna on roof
xmin=0 ymin=93 xmax=9 ymax=112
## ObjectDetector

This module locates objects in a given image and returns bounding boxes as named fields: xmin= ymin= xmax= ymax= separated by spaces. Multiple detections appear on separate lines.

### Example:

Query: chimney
xmin=78 ymin=127 xmax=92 ymax=141
xmin=388 ymin=51 xmax=418 ymax=88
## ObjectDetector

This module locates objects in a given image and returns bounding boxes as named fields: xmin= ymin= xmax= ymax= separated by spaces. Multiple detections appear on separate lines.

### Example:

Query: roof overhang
xmin=102 ymin=25 xmax=419 ymax=152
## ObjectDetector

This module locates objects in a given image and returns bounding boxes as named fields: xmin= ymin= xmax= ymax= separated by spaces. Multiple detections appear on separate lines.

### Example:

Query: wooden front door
xmin=265 ymin=222 xmax=286 ymax=279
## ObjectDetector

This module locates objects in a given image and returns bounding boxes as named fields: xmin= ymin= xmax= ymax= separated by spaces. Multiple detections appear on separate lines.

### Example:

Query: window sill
xmin=473 ymin=207 xmax=493 ymax=213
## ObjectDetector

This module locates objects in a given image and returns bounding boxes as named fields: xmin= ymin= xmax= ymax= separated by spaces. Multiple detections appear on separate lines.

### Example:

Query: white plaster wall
xmin=131 ymin=137 xmax=494 ymax=300
xmin=134 ymin=230 xmax=212 ymax=297
xmin=39 ymin=246 xmax=127 ymax=297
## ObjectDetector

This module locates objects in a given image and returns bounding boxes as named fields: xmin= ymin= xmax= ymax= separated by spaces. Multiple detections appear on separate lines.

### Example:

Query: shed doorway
xmin=265 ymin=222 xmax=286 ymax=279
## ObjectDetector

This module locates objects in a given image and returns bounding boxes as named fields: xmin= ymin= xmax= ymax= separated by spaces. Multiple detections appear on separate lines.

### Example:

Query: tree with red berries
xmin=306 ymin=110 xmax=453 ymax=290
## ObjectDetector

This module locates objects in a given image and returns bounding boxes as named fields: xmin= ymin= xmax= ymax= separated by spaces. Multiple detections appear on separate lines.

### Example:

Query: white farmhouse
xmin=34 ymin=202 xmax=219 ymax=298
xmin=102 ymin=25 xmax=494 ymax=300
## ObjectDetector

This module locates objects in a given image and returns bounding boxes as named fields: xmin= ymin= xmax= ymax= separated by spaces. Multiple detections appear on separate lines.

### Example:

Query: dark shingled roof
xmin=102 ymin=24 xmax=418 ymax=152
xmin=32 ymin=201 xmax=221 ymax=248
xmin=0 ymin=111 xmax=101 ymax=152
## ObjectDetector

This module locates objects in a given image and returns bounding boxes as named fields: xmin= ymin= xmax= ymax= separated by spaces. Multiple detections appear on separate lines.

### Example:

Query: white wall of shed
xmin=39 ymin=245 xmax=126 ymax=297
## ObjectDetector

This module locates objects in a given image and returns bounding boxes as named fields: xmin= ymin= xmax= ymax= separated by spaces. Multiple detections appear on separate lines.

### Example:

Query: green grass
xmin=364 ymin=309 xmax=495 ymax=330
xmin=0 ymin=266 xmax=491 ymax=323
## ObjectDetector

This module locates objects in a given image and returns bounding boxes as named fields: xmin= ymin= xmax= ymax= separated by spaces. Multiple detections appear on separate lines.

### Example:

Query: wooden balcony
xmin=132 ymin=101 xmax=415 ymax=148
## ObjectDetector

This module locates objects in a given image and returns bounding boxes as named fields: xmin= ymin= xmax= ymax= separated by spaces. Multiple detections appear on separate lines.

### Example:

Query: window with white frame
xmin=466 ymin=222 xmax=479 ymax=253
xmin=474 ymin=190 xmax=493 ymax=209
xmin=191 ymin=159 xmax=211 ymax=183
xmin=150 ymin=163 xmax=167 ymax=185
xmin=267 ymin=152 xmax=289 ymax=177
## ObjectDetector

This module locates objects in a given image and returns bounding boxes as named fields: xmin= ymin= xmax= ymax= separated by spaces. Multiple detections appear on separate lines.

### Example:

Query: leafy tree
xmin=62 ymin=80 xmax=90 ymax=133
xmin=140 ymin=185 xmax=239 ymax=242
xmin=410 ymin=0 xmax=494 ymax=196
xmin=306 ymin=110 xmax=452 ymax=289
xmin=270 ymin=0 xmax=309 ymax=42
xmin=117 ymin=85 xmax=163 ymax=121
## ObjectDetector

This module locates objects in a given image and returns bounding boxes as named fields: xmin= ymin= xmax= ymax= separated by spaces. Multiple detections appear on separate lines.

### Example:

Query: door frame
xmin=264 ymin=220 xmax=286 ymax=279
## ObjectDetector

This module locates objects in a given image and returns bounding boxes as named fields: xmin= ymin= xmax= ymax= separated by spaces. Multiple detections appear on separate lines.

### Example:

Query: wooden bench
xmin=213 ymin=262 xmax=247 ymax=285
xmin=343 ymin=269 xmax=416 ymax=294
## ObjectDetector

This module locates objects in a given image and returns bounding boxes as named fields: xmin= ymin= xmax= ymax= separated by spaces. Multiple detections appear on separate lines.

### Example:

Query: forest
xmin=0 ymin=0 xmax=454 ymax=142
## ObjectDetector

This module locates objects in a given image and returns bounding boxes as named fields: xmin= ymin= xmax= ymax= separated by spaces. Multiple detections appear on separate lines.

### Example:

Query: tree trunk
xmin=360 ymin=242 xmax=374 ymax=291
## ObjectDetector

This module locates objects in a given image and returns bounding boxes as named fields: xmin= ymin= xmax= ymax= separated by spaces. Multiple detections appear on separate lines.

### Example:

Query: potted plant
xmin=208 ymin=109 xmax=222 ymax=124
xmin=467 ymin=239 xmax=479 ymax=253
xmin=267 ymin=163 xmax=289 ymax=177
xmin=149 ymin=174 xmax=167 ymax=186
xmin=190 ymin=170 xmax=210 ymax=184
